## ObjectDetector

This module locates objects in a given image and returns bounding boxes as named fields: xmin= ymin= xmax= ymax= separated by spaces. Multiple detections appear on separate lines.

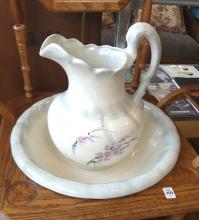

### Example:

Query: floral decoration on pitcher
xmin=72 ymin=128 xmax=111 ymax=154
xmin=87 ymin=135 xmax=137 ymax=165
xmin=72 ymin=128 xmax=138 ymax=166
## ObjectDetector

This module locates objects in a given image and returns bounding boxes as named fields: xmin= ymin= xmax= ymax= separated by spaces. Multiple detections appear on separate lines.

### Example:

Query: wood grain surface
xmin=0 ymin=103 xmax=15 ymax=124
xmin=38 ymin=0 xmax=130 ymax=12
xmin=0 ymin=93 xmax=199 ymax=219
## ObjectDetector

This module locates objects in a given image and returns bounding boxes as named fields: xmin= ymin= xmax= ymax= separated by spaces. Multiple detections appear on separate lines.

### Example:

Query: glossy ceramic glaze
xmin=39 ymin=22 xmax=161 ymax=170
xmin=10 ymin=96 xmax=180 ymax=199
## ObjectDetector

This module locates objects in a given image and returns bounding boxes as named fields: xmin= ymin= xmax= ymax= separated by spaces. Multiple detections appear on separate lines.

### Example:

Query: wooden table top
xmin=38 ymin=0 xmax=130 ymax=12
xmin=0 ymin=93 xmax=199 ymax=219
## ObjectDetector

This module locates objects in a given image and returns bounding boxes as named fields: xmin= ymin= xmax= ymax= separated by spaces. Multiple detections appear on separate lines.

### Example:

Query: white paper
xmin=162 ymin=187 xmax=176 ymax=199
xmin=160 ymin=65 xmax=199 ymax=78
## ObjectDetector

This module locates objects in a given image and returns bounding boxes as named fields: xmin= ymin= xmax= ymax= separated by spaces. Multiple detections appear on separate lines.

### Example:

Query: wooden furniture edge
xmin=38 ymin=0 xmax=130 ymax=12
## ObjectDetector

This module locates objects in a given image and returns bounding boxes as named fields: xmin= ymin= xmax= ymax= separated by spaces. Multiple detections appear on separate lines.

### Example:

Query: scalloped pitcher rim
xmin=39 ymin=34 xmax=129 ymax=74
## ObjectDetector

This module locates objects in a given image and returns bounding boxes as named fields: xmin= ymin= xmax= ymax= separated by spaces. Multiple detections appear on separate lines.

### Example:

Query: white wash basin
xmin=10 ymin=96 xmax=180 ymax=199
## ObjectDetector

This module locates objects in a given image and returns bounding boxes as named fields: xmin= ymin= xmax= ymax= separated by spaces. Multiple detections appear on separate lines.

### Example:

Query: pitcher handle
xmin=124 ymin=22 xmax=161 ymax=103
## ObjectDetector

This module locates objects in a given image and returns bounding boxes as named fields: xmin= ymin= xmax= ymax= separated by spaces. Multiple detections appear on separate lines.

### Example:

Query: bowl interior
xmin=19 ymin=99 xmax=178 ymax=184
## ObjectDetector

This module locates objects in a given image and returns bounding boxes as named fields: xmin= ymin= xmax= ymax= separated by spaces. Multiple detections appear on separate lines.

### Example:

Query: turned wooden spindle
xmin=9 ymin=0 xmax=24 ymax=24
xmin=132 ymin=0 xmax=152 ymax=90
xmin=13 ymin=24 xmax=33 ymax=98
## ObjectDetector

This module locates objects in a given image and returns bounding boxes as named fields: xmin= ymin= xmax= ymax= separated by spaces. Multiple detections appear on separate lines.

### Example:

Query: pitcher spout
xmin=39 ymin=34 xmax=70 ymax=68
xmin=40 ymin=34 xmax=130 ymax=77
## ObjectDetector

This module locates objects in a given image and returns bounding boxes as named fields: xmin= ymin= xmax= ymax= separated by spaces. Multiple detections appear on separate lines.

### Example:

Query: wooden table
xmin=38 ymin=0 xmax=130 ymax=12
xmin=37 ymin=0 xmax=133 ymax=47
xmin=0 ymin=94 xmax=199 ymax=220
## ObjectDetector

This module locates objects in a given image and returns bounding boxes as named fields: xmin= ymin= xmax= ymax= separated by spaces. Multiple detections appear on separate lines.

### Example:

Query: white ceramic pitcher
xmin=40 ymin=22 xmax=161 ymax=170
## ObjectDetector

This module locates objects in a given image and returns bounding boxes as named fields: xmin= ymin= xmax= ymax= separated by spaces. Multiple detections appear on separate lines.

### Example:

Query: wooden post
xmin=13 ymin=24 xmax=33 ymax=98
xmin=9 ymin=0 xmax=24 ymax=24
xmin=132 ymin=0 xmax=152 ymax=90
